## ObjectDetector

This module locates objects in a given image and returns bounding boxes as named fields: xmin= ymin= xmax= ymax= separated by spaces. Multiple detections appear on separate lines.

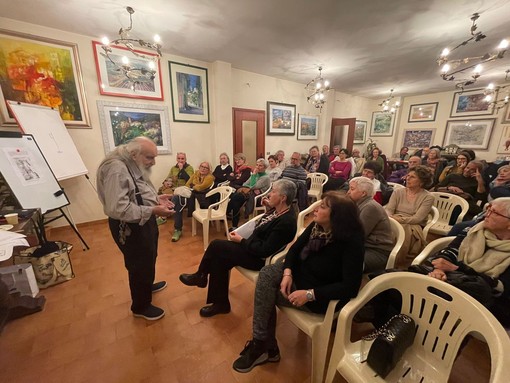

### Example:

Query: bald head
xmin=408 ymin=156 xmax=421 ymax=169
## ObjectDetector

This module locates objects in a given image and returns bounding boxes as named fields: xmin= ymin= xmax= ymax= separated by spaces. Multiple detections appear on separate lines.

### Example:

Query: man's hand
xmin=158 ymin=194 xmax=174 ymax=208
xmin=448 ymin=186 xmax=463 ymax=194
xmin=428 ymin=269 xmax=447 ymax=281
xmin=431 ymin=258 xmax=459 ymax=272
xmin=177 ymin=162 xmax=184 ymax=170
xmin=153 ymin=204 xmax=174 ymax=217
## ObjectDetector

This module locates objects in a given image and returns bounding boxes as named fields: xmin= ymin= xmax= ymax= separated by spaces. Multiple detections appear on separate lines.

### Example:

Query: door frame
xmin=330 ymin=118 xmax=356 ymax=153
xmin=232 ymin=107 xmax=265 ymax=158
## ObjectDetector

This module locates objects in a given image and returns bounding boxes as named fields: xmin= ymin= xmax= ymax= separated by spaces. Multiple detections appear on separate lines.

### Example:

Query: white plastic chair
xmin=411 ymin=236 xmax=456 ymax=266
xmin=384 ymin=217 xmax=406 ymax=269
xmin=386 ymin=182 xmax=405 ymax=190
xmin=325 ymin=272 xmax=510 ymax=383
xmin=296 ymin=199 xmax=321 ymax=239
xmin=429 ymin=192 xmax=469 ymax=236
xmin=422 ymin=206 xmax=439 ymax=241
xmin=307 ymin=172 xmax=328 ymax=202
xmin=251 ymin=183 xmax=272 ymax=219
xmin=191 ymin=185 xmax=234 ymax=250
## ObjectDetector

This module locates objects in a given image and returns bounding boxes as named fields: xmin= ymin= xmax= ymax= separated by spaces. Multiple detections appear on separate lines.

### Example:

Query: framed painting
xmin=354 ymin=120 xmax=367 ymax=143
xmin=97 ymin=100 xmax=171 ymax=154
xmin=297 ymin=114 xmax=319 ymax=140
xmin=502 ymin=102 xmax=510 ymax=124
xmin=92 ymin=41 xmax=163 ymax=100
xmin=450 ymin=88 xmax=493 ymax=117
xmin=168 ymin=61 xmax=209 ymax=123
xmin=402 ymin=128 xmax=435 ymax=149
xmin=443 ymin=119 xmax=495 ymax=149
xmin=408 ymin=102 xmax=438 ymax=122
xmin=0 ymin=29 xmax=90 ymax=127
xmin=496 ymin=125 xmax=510 ymax=155
xmin=370 ymin=111 xmax=395 ymax=136
xmin=267 ymin=101 xmax=296 ymax=135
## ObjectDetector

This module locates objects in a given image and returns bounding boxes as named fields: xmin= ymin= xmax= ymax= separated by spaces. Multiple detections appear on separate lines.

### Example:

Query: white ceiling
xmin=1 ymin=0 xmax=509 ymax=99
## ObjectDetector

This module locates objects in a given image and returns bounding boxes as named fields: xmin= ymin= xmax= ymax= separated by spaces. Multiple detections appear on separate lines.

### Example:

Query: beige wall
xmin=1 ymin=16 xmax=508 ymax=227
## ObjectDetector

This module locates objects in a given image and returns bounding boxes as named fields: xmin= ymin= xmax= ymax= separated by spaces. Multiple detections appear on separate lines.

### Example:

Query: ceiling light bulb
xmin=487 ymin=83 xmax=495 ymax=90
xmin=441 ymin=48 xmax=450 ymax=57
xmin=498 ymin=39 xmax=509 ymax=49
xmin=316 ymin=82 xmax=322 ymax=89
xmin=395 ymin=101 xmax=400 ymax=107
xmin=121 ymin=56 xmax=129 ymax=65
xmin=154 ymin=34 xmax=161 ymax=43
xmin=101 ymin=37 xmax=110 ymax=45
xmin=473 ymin=64 xmax=482 ymax=74
xmin=319 ymin=93 xmax=325 ymax=100
xmin=442 ymin=64 xmax=450 ymax=73
xmin=324 ymin=80 xmax=330 ymax=87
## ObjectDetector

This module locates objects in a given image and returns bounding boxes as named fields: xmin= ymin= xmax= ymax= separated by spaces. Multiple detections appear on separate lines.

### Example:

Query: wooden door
xmin=330 ymin=118 xmax=356 ymax=153
xmin=232 ymin=108 xmax=265 ymax=165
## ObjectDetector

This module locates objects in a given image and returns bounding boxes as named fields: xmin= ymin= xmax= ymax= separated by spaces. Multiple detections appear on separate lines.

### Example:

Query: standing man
xmin=97 ymin=137 xmax=174 ymax=321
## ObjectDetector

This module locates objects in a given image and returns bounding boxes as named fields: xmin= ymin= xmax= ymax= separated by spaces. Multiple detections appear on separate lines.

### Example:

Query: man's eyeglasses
xmin=486 ymin=205 xmax=510 ymax=220
xmin=291 ymin=157 xmax=300 ymax=161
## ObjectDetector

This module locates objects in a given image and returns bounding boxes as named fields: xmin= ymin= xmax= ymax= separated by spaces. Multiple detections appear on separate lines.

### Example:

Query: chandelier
xmin=100 ymin=6 xmax=162 ymax=90
xmin=484 ymin=70 xmax=510 ymax=112
xmin=437 ymin=13 xmax=508 ymax=90
xmin=379 ymin=89 xmax=400 ymax=114
xmin=305 ymin=67 xmax=331 ymax=111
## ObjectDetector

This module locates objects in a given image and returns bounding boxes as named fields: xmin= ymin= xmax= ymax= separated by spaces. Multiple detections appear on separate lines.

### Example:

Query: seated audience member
xmin=348 ymin=177 xmax=394 ymax=273
xmin=227 ymin=158 xmax=270 ymax=229
xmin=385 ymin=166 xmax=434 ymax=261
xmin=171 ymin=161 xmax=215 ymax=242
xmin=179 ymin=180 xmax=297 ymax=318
xmin=349 ymin=161 xmax=392 ymax=205
xmin=280 ymin=152 xmax=308 ymax=210
xmin=392 ymin=146 xmax=410 ymax=161
xmin=266 ymin=155 xmax=282 ymax=182
xmin=303 ymin=145 xmax=329 ymax=174
xmin=438 ymin=151 xmax=471 ymax=183
xmin=228 ymin=153 xmax=252 ymax=189
xmin=323 ymin=148 xmax=352 ymax=191
xmin=424 ymin=147 xmax=444 ymax=185
xmin=413 ymin=146 xmax=430 ymax=164
xmin=387 ymin=155 xmax=421 ymax=185
xmin=159 ymin=152 xmax=194 ymax=195
xmin=434 ymin=160 xmax=487 ymax=218
xmin=351 ymin=148 xmax=366 ymax=176
xmin=365 ymin=198 xmax=510 ymax=329
xmin=328 ymin=145 xmax=341 ymax=163
xmin=212 ymin=152 xmax=233 ymax=187
xmin=275 ymin=150 xmax=290 ymax=170
xmin=322 ymin=144 xmax=330 ymax=157
xmin=368 ymin=147 xmax=385 ymax=171
xmin=232 ymin=193 xmax=364 ymax=373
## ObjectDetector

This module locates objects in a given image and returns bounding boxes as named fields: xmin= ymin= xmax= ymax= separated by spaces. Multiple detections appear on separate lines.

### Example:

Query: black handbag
xmin=362 ymin=313 xmax=416 ymax=378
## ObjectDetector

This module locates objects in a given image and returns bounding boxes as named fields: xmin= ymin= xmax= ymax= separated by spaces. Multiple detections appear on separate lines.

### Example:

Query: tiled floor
xmin=0 ymin=215 xmax=491 ymax=382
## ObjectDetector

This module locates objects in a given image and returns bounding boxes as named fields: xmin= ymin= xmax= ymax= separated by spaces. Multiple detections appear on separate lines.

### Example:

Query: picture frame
xmin=168 ymin=61 xmax=210 ymax=123
xmin=496 ymin=125 xmax=510 ymax=155
xmin=0 ymin=29 xmax=90 ymax=127
xmin=370 ymin=111 xmax=395 ymax=136
xmin=92 ymin=41 xmax=163 ymax=101
xmin=297 ymin=114 xmax=319 ymax=140
xmin=443 ymin=119 xmax=495 ymax=149
xmin=408 ymin=102 xmax=438 ymax=122
xmin=354 ymin=120 xmax=367 ymax=143
xmin=502 ymin=103 xmax=510 ymax=124
xmin=402 ymin=128 xmax=436 ymax=149
xmin=450 ymin=88 xmax=493 ymax=117
xmin=266 ymin=101 xmax=296 ymax=135
xmin=97 ymin=100 xmax=171 ymax=154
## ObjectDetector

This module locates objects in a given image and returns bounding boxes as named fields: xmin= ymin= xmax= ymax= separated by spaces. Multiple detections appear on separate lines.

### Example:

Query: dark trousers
xmin=198 ymin=239 xmax=265 ymax=305
xmin=227 ymin=192 xmax=249 ymax=227
xmin=109 ymin=216 xmax=159 ymax=312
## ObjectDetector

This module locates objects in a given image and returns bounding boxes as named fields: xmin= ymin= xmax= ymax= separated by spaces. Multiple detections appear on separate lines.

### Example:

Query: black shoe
xmin=132 ymin=305 xmax=165 ymax=321
xmin=233 ymin=339 xmax=268 ymax=373
xmin=199 ymin=303 xmax=231 ymax=317
xmin=268 ymin=344 xmax=280 ymax=362
xmin=151 ymin=281 xmax=167 ymax=293
xmin=179 ymin=272 xmax=207 ymax=288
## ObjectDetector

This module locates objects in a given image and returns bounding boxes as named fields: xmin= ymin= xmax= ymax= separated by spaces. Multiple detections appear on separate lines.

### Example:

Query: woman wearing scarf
xmin=232 ymin=192 xmax=364 ymax=373
xmin=424 ymin=147 xmax=444 ymax=186
xmin=227 ymin=153 xmax=252 ymax=189
xmin=304 ymin=145 xmax=329 ymax=175
xmin=212 ymin=152 xmax=233 ymax=187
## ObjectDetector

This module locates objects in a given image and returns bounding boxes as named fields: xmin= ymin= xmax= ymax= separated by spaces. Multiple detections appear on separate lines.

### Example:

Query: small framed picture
xmin=297 ymin=114 xmax=319 ymax=140
xmin=370 ymin=111 xmax=395 ymax=136
xmin=267 ymin=101 xmax=296 ymax=135
xmin=450 ymin=88 xmax=493 ymax=117
xmin=168 ymin=61 xmax=210 ymax=123
xmin=354 ymin=120 xmax=367 ymax=143
xmin=408 ymin=102 xmax=438 ymax=122
xmin=97 ymin=100 xmax=171 ymax=154
xmin=496 ymin=125 xmax=510 ymax=154
xmin=502 ymin=103 xmax=510 ymax=124
xmin=92 ymin=41 xmax=163 ymax=100
xmin=443 ymin=119 xmax=495 ymax=149
xmin=402 ymin=128 xmax=435 ymax=149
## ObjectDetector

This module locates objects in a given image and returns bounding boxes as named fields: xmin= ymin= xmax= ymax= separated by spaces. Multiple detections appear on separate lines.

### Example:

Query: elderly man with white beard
xmin=97 ymin=137 xmax=174 ymax=321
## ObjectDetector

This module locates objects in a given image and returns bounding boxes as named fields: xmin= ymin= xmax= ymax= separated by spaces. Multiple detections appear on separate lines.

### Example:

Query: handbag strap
xmin=361 ymin=314 xmax=413 ymax=341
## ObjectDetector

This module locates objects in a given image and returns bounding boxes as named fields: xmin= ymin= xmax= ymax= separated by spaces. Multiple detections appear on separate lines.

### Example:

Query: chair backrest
xmin=296 ymin=199 xmax=321 ymax=238
xmin=385 ymin=217 xmax=405 ymax=269
xmin=327 ymin=272 xmax=510 ymax=383
xmin=411 ymin=235 xmax=456 ymax=265
xmin=386 ymin=181 xmax=405 ymax=190
xmin=252 ymin=183 xmax=272 ymax=216
xmin=422 ymin=205 xmax=439 ymax=239
xmin=431 ymin=191 xmax=470 ymax=225
xmin=206 ymin=185 xmax=234 ymax=215
xmin=307 ymin=172 xmax=328 ymax=189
